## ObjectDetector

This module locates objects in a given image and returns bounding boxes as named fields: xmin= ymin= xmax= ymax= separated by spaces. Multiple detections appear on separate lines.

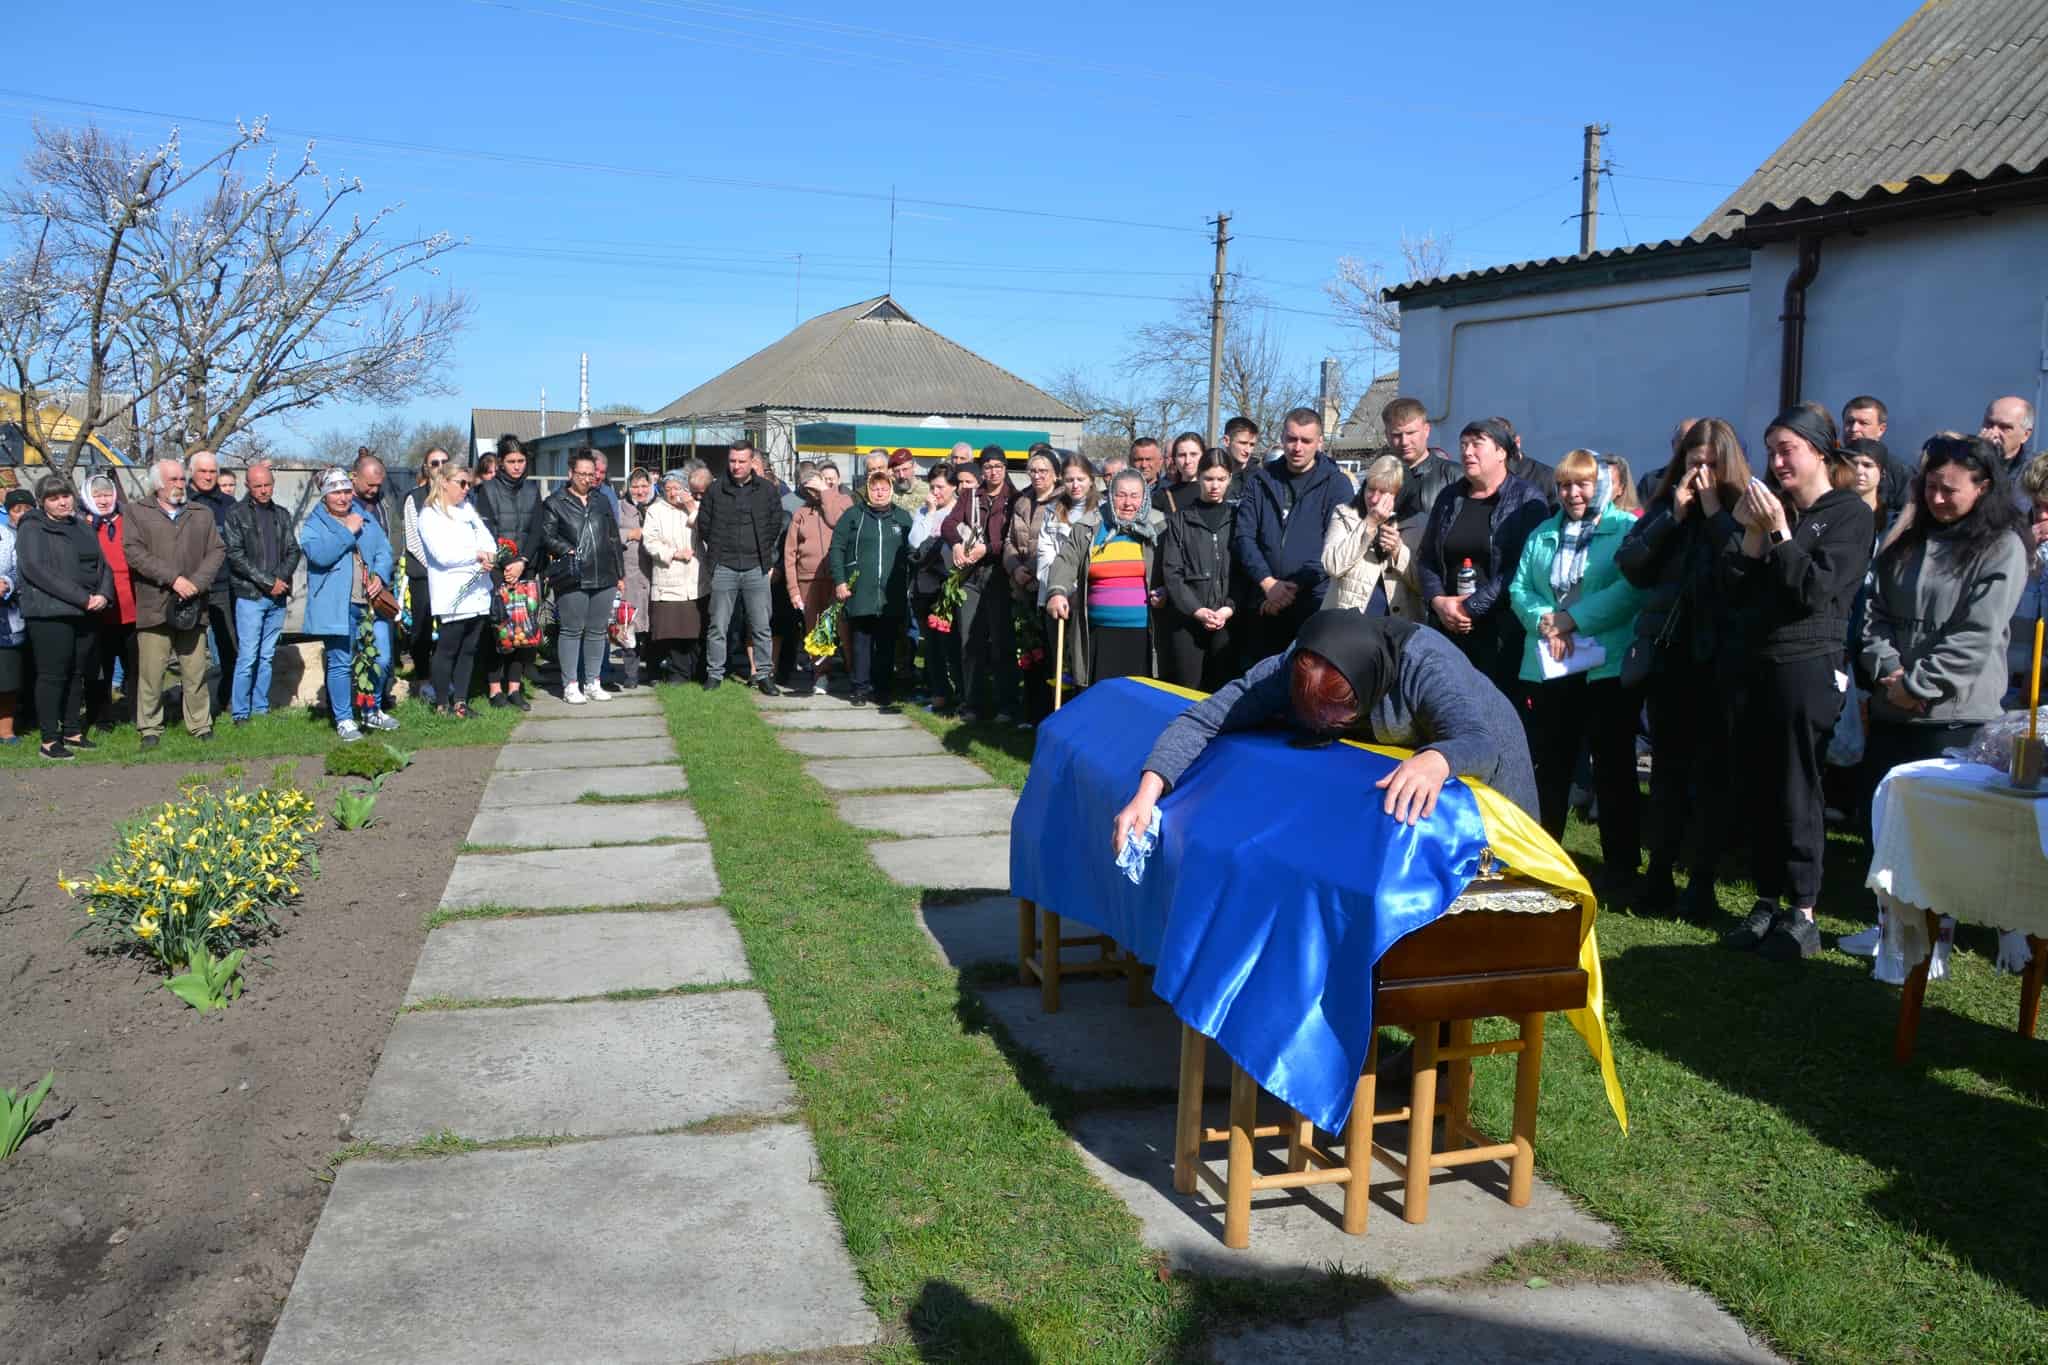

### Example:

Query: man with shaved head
xmin=124 ymin=458 xmax=225 ymax=748
xmin=187 ymin=449 xmax=239 ymax=714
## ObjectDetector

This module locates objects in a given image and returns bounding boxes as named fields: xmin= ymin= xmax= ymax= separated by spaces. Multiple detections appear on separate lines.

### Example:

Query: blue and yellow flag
xmin=1010 ymin=677 xmax=1625 ymax=1135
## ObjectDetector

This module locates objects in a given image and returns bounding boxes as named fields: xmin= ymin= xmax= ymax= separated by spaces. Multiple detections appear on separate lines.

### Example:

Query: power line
xmin=1608 ymin=172 xmax=1740 ymax=190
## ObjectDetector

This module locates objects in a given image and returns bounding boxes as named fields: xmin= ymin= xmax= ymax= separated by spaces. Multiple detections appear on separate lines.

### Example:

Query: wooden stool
xmin=1017 ymin=898 xmax=1150 ymax=1013
xmin=1171 ymin=905 xmax=1588 ymax=1250
xmin=1894 ymin=909 xmax=2048 ymax=1063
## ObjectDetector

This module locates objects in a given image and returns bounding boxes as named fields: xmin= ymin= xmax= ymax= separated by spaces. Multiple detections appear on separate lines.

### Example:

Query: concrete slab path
xmin=870 ymin=833 xmax=1012 ymax=890
xmin=265 ymin=1129 xmax=878 ymax=1365
xmin=439 ymin=841 xmax=720 ymax=910
xmin=779 ymin=727 xmax=945 ymax=757
xmin=917 ymin=895 xmax=1023 ymax=970
xmin=479 ymin=763 xmax=686 ymax=807
xmin=804 ymin=754 xmax=993 ymax=791
xmin=508 ymin=714 xmax=670 ymax=742
xmin=521 ymin=690 xmax=664 ymax=718
xmin=765 ymin=707 xmax=916 ymax=731
xmin=494 ymin=738 xmax=675 ymax=770
xmin=464 ymin=799 xmax=705 ymax=849
xmin=403 ymin=907 xmax=749 ymax=1004
xmin=840 ymin=788 xmax=1016 ymax=837
xmin=351 ymin=993 xmax=794 ymax=1143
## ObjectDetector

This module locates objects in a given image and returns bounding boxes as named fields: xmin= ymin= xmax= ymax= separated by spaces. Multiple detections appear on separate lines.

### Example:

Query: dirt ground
xmin=0 ymin=747 xmax=496 ymax=1363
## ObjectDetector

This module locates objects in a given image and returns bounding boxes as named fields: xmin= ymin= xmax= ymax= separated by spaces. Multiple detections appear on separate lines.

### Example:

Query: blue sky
xmin=3 ymin=0 xmax=1912 ymax=443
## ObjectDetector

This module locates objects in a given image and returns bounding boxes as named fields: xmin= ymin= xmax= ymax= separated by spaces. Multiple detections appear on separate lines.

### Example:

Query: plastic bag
xmin=1949 ymin=707 xmax=2048 ymax=766
xmin=1826 ymin=687 xmax=1866 ymax=768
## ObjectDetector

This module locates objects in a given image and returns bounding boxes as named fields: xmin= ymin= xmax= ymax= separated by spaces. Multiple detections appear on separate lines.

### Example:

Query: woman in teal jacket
xmin=1508 ymin=449 xmax=1645 ymax=888
xmin=827 ymin=467 xmax=915 ymax=708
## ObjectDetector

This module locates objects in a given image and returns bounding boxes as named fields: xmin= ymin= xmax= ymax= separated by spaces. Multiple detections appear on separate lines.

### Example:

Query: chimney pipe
xmin=578 ymin=353 xmax=590 ymax=429
xmin=539 ymin=387 xmax=547 ymax=438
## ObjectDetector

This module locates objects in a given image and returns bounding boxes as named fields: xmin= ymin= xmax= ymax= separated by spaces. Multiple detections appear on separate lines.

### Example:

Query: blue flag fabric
xmin=1009 ymin=678 xmax=1494 ymax=1134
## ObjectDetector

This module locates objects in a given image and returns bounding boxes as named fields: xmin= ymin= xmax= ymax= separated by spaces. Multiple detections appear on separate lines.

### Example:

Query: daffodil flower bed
xmin=60 ymin=782 xmax=322 ymax=983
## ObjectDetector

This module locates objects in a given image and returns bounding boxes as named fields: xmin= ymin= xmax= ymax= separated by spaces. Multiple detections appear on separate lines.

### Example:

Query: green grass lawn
xmin=918 ymin=701 xmax=2048 ymax=1363
xmin=0 ymin=690 xmax=519 ymax=769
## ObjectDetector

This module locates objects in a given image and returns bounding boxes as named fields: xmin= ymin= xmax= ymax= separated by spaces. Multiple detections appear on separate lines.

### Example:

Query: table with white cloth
xmin=1867 ymin=758 xmax=2048 ymax=1062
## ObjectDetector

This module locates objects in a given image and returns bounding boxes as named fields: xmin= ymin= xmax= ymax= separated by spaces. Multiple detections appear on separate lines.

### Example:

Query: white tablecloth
xmin=1868 ymin=760 xmax=2048 ymax=979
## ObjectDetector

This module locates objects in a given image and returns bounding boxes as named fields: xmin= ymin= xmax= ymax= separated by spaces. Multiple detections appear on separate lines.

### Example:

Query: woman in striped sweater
xmin=1046 ymin=469 xmax=1166 ymax=686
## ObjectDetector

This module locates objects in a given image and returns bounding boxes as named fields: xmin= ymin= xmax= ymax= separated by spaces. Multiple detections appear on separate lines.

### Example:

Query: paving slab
xmin=265 ymin=1127 xmax=879 ymax=1365
xmin=351 ymin=993 xmax=791 ymax=1143
xmin=756 ymin=690 xmax=859 ymax=710
xmin=495 ymin=739 xmax=676 ymax=771
xmin=465 ymin=799 xmax=705 ymax=849
xmin=522 ymin=690 xmax=664 ymax=718
xmin=764 ymin=707 xmax=914 ymax=731
xmin=917 ymin=895 xmax=1022 ymax=970
xmin=974 ymin=977 xmax=1239 ymax=1092
xmin=804 ymin=755 xmax=993 ymax=792
xmin=1205 ymin=1280 xmax=1781 ymax=1363
xmin=403 ymin=908 xmax=748 ymax=1003
xmin=870 ymin=833 xmax=1012 ymax=890
xmin=479 ymin=765 xmax=686 ymax=807
xmin=508 ymin=714 xmax=670 ymax=742
xmin=778 ymin=727 xmax=945 ymax=758
xmin=439 ymin=842 xmax=719 ymax=910
xmin=1070 ymin=1104 xmax=1616 ymax=1280
xmin=840 ymin=788 xmax=1016 ymax=837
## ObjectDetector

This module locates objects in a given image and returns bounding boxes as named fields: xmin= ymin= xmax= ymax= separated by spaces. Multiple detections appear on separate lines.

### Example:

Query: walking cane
xmin=1053 ymin=615 xmax=1066 ymax=712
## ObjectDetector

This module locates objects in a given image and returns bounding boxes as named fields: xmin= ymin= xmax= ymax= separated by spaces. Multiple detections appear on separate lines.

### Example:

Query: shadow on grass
xmin=1615 ymin=940 xmax=2048 ymax=1308
xmin=908 ymin=1279 xmax=1033 ymax=1364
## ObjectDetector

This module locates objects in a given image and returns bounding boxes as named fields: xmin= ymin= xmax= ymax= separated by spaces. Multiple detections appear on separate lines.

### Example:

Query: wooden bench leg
xmin=1509 ymin=1012 xmax=1545 ymax=1208
xmin=1017 ymin=898 xmax=1037 ymax=986
xmin=1894 ymin=909 xmax=1939 ymax=1064
xmin=1342 ymin=1034 xmax=1377 ymax=1235
xmin=1445 ymin=1018 xmax=1474 ymax=1150
xmin=1040 ymin=909 xmax=1062 ymax=1013
xmin=1174 ymin=1026 xmax=1205 ymax=1196
xmin=2020 ymin=935 xmax=2048 ymax=1041
xmin=1285 ymin=1109 xmax=1313 ymax=1174
xmin=1403 ymin=1025 xmax=1438 ymax=1225
xmin=1124 ymin=946 xmax=1148 ymax=1007
xmin=1223 ymin=1062 xmax=1257 ymax=1250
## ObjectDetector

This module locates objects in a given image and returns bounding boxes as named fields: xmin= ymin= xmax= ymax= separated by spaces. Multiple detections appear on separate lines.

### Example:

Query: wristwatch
xmin=1768 ymin=528 xmax=1790 ymax=546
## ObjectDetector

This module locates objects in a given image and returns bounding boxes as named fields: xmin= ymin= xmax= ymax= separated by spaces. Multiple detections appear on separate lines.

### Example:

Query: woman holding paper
xmin=1507 ymin=450 xmax=1644 ymax=884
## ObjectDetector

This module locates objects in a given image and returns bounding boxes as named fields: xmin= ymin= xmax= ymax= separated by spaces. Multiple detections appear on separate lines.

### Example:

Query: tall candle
xmin=2030 ymin=617 xmax=2044 ymax=743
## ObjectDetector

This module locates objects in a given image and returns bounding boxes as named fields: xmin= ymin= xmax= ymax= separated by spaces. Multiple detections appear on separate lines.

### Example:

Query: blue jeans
xmin=230 ymin=596 xmax=286 ymax=719
xmin=372 ymin=614 xmax=395 ymax=707
xmin=320 ymin=603 xmax=363 ymax=725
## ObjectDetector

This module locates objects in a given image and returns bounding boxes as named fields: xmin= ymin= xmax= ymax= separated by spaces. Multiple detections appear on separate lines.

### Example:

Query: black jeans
xmin=206 ymin=594 xmax=237 ymax=715
xmin=88 ymin=618 xmax=136 ymax=726
xmin=1159 ymin=611 xmax=1237 ymax=693
xmin=406 ymin=573 xmax=435 ymax=680
xmin=1741 ymin=654 xmax=1847 ymax=906
xmin=490 ymin=644 xmax=536 ymax=692
xmin=956 ymin=570 xmax=1016 ymax=714
xmin=912 ymin=592 xmax=958 ymax=701
xmin=28 ymin=616 xmax=93 ymax=742
xmin=431 ymin=615 xmax=485 ymax=707
xmin=1644 ymin=659 xmax=1741 ymax=887
xmin=1527 ymin=674 xmax=1641 ymax=876
xmin=848 ymin=614 xmax=901 ymax=703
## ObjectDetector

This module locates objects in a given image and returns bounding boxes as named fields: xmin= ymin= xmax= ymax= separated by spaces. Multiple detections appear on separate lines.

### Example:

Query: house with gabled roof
xmin=1387 ymin=0 xmax=2048 ymax=475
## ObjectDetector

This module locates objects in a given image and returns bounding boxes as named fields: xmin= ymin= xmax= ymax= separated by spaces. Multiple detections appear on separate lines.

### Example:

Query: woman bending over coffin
xmin=1111 ymin=608 xmax=1537 ymax=851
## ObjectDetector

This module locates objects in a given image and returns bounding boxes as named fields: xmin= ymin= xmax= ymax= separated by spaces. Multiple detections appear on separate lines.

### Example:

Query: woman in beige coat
xmin=1321 ymin=454 xmax=1419 ymax=621
xmin=642 ymin=467 xmax=711 ymax=682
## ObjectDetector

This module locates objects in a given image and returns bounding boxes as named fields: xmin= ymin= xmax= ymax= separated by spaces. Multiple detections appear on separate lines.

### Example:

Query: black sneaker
xmin=509 ymin=691 xmax=532 ymax=712
xmin=139 ymin=735 xmax=160 ymax=752
xmin=63 ymin=734 xmax=97 ymax=752
xmin=789 ymin=684 xmax=817 ymax=698
xmin=1758 ymin=911 xmax=1823 ymax=962
xmin=878 ymin=702 xmax=902 ymax=716
xmin=1636 ymin=865 xmax=1678 ymax=914
xmin=849 ymin=691 xmax=871 ymax=708
xmin=703 ymin=678 xmax=722 ymax=692
xmin=231 ymin=716 xmax=250 ymax=727
xmin=1722 ymin=899 xmax=1778 ymax=950
xmin=39 ymin=740 xmax=74 ymax=761
xmin=756 ymin=679 xmax=780 ymax=697
xmin=195 ymin=731 xmax=215 ymax=743
xmin=488 ymin=692 xmax=510 ymax=709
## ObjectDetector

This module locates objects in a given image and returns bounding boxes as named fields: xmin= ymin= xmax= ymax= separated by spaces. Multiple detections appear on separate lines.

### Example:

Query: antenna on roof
xmin=578 ymin=353 xmax=590 ymax=429
xmin=887 ymin=184 xmax=896 ymax=297
xmin=539 ymin=387 xmax=547 ymax=438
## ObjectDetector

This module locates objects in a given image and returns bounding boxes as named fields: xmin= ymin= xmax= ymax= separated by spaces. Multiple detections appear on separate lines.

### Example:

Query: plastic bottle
xmin=1455 ymin=558 xmax=1477 ymax=598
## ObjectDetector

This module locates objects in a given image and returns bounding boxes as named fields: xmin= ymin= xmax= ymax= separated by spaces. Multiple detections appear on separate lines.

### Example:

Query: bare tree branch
xmin=1324 ymin=232 xmax=1451 ymax=354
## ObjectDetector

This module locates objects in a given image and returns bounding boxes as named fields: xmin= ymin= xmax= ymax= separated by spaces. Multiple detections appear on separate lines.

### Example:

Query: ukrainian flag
xmin=1009 ymin=677 xmax=1626 ymax=1135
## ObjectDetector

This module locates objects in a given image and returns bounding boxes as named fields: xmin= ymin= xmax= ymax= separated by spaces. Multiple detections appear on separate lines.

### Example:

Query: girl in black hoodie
xmin=1157 ymin=451 xmax=1241 ymax=690
xmin=1719 ymin=404 xmax=1874 ymax=961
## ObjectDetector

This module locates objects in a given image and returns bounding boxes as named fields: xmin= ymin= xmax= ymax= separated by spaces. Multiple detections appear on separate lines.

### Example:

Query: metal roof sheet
xmin=468 ymin=408 xmax=637 ymax=444
xmin=650 ymin=296 xmax=1081 ymax=423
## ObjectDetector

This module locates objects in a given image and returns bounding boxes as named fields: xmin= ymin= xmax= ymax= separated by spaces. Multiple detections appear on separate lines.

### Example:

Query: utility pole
xmin=1579 ymin=123 xmax=1607 ymax=256
xmin=1205 ymin=211 xmax=1231 ymax=450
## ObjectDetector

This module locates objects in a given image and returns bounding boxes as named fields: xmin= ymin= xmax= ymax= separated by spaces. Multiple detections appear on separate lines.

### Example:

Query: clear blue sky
xmin=3 ymin=0 xmax=1914 ymax=444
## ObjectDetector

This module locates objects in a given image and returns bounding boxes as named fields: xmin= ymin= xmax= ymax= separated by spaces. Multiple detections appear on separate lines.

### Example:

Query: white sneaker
xmin=363 ymin=709 xmax=400 ymax=732
xmin=335 ymin=719 xmax=365 ymax=743
xmin=1837 ymin=924 xmax=1882 ymax=957
xmin=585 ymin=682 xmax=611 ymax=702
xmin=563 ymin=684 xmax=587 ymax=705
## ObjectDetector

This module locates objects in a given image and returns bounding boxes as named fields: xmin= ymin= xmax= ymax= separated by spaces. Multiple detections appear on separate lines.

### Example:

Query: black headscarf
xmin=1292 ymin=609 xmax=1419 ymax=719
xmin=1765 ymin=405 xmax=1847 ymax=468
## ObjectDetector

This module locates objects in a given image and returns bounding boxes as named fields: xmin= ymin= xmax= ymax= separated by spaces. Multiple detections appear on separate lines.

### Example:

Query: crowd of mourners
xmin=2 ymin=391 xmax=2040 ymax=963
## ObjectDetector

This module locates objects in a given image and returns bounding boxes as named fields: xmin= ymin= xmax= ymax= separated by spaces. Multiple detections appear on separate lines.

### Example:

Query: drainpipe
xmin=1778 ymin=236 xmax=1822 ymax=411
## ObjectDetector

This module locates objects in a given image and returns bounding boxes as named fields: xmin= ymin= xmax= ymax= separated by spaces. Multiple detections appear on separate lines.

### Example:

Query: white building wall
xmin=1742 ymin=206 xmax=2048 ymax=454
xmin=1397 ymin=267 xmax=1751 ymax=475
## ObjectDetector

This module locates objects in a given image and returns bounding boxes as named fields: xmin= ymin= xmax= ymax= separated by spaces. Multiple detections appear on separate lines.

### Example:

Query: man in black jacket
xmin=697 ymin=437 xmax=783 ymax=693
xmin=473 ymin=435 xmax=545 ymax=708
xmin=220 ymin=461 xmax=302 ymax=723
xmin=1382 ymin=397 xmax=1458 ymax=546
xmin=187 ymin=450 xmax=239 ymax=715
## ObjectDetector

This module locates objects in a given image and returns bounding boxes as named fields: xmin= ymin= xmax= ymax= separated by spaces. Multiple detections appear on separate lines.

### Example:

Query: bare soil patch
xmin=0 ymin=747 xmax=495 ymax=1363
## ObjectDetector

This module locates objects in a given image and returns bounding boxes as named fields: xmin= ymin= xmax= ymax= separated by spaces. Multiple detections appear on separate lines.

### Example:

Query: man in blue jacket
xmin=1233 ymin=407 xmax=1355 ymax=665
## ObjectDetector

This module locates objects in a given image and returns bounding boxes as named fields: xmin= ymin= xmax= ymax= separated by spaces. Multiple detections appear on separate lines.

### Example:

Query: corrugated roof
xmin=1383 ymin=233 xmax=1744 ymax=301
xmin=651 ymin=296 xmax=1081 ymax=423
xmin=1694 ymin=0 xmax=2048 ymax=234
xmin=1332 ymin=371 xmax=1402 ymax=450
xmin=469 ymin=408 xmax=637 ymax=444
